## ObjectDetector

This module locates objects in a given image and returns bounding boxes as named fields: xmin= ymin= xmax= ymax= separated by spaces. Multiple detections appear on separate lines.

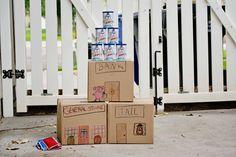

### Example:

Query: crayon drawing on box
xmin=65 ymin=127 xmax=78 ymax=145
xmin=93 ymin=86 xmax=105 ymax=101
xmin=93 ymin=125 xmax=106 ymax=144
xmin=78 ymin=125 xmax=89 ymax=144
xmin=104 ymin=81 xmax=120 ymax=101
xmin=134 ymin=123 xmax=146 ymax=136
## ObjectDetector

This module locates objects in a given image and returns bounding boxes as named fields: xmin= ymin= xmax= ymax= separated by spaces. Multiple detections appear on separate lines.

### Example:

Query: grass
xmin=26 ymin=28 xmax=76 ymax=41
xmin=58 ymin=65 xmax=78 ymax=71
xmin=223 ymin=48 xmax=227 ymax=70
xmin=26 ymin=27 xmax=227 ymax=71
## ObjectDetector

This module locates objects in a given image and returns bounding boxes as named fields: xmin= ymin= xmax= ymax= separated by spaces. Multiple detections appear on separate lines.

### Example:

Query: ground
xmin=0 ymin=109 xmax=236 ymax=157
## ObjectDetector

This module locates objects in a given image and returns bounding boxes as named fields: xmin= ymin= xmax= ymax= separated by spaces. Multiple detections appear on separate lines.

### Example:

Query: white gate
xmin=0 ymin=0 xmax=153 ymax=117
xmin=152 ymin=0 xmax=236 ymax=106
xmin=0 ymin=0 xmax=236 ymax=117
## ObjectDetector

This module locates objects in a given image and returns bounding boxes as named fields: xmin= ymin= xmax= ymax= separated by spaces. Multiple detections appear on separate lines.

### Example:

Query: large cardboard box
xmin=108 ymin=99 xmax=154 ymax=144
xmin=88 ymin=60 xmax=134 ymax=102
xmin=57 ymin=99 xmax=107 ymax=145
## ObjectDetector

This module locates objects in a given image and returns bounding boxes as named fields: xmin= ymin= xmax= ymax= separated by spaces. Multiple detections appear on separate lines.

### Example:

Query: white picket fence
xmin=0 ymin=0 xmax=236 ymax=117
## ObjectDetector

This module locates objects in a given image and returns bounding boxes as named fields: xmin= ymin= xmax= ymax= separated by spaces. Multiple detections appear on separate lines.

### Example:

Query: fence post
xmin=226 ymin=0 xmax=236 ymax=91
xmin=0 ymin=0 xmax=14 ymax=117
xmin=151 ymin=0 xmax=164 ymax=113
xmin=0 ymin=21 xmax=2 ymax=119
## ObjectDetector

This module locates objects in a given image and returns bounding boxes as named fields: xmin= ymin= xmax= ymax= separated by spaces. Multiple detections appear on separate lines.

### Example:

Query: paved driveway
xmin=0 ymin=109 xmax=236 ymax=157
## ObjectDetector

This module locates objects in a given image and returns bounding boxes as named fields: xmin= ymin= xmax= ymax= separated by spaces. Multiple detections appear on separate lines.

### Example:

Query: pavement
xmin=0 ymin=109 xmax=236 ymax=157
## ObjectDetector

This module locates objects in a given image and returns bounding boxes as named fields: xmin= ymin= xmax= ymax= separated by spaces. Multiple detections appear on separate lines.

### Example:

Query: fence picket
xmin=181 ymin=0 xmax=194 ymax=93
xmin=46 ymin=0 xmax=58 ymax=95
xmin=122 ymin=0 xmax=134 ymax=60
xmin=13 ymin=0 xmax=27 ymax=112
xmin=226 ymin=0 xmax=236 ymax=91
xmin=166 ymin=0 xmax=179 ymax=93
xmin=30 ymin=0 xmax=43 ymax=95
xmin=0 ymin=0 xmax=14 ymax=117
xmin=211 ymin=0 xmax=224 ymax=92
xmin=196 ymin=0 xmax=209 ymax=92
xmin=138 ymin=0 xmax=150 ymax=98
xmin=61 ymin=0 xmax=74 ymax=95
xmin=107 ymin=0 xmax=118 ymax=27
xmin=151 ymin=0 xmax=163 ymax=111
xmin=91 ymin=0 xmax=104 ymax=27
xmin=76 ymin=13 xmax=88 ymax=97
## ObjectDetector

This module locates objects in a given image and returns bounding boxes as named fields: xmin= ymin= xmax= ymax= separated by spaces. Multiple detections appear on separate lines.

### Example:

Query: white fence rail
xmin=0 ymin=0 xmax=236 ymax=117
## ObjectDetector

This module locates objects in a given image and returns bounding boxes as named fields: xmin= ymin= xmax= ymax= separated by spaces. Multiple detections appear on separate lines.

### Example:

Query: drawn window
xmin=94 ymin=125 xmax=106 ymax=138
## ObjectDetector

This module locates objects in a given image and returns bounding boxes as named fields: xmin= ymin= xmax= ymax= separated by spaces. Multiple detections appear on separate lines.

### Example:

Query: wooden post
xmin=0 ymin=0 xmax=14 ymax=117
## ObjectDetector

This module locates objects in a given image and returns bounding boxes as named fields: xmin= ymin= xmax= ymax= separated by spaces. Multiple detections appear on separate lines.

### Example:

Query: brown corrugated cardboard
xmin=107 ymin=99 xmax=154 ymax=144
xmin=57 ymin=99 xmax=107 ymax=145
xmin=88 ymin=60 xmax=134 ymax=102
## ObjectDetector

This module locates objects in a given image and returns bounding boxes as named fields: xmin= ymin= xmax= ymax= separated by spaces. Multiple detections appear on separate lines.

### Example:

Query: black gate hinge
xmin=154 ymin=96 xmax=163 ymax=106
xmin=159 ymin=36 xmax=162 ymax=43
xmin=153 ymin=67 xmax=162 ymax=77
xmin=2 ymin=69 xmax=25 ymax=79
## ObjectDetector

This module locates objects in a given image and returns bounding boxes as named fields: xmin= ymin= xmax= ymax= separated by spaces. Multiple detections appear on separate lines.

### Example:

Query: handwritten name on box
xmin=63 ymin=104 xmax=105 ymax=118
xmin=115 ymin=105 xmax=144 ymax=118
xmin=95 ymin=61 xmax=126 ymax=74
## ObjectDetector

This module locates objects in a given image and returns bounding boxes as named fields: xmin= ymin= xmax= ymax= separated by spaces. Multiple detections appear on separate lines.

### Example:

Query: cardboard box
xmin=107 ymin=99 xmax=154 ymax=144
xmin=88 ymin=60 xmax=134 ymax=102
xmin=57 ymin=99 xmax=107 ymax=145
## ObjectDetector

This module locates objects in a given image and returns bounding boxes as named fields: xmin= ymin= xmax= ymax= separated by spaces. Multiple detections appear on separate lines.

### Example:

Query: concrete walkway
xmin=0 ymin=109 xmax=236 ymax=157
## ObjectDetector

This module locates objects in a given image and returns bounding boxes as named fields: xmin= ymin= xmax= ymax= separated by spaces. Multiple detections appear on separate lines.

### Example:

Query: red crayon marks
xmin=78 ymin=126 xmax=89 ymax=144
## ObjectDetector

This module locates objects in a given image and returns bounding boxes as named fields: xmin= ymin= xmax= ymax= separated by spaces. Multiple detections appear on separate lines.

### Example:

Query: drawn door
xmin=67 ymin=136 xmax=75 ymax=145
xmin=78 ymin=126 xmax=89 ymax=144
xmin=104 ymin=81 xmax=120 ymax=101
xmin=116 ymin=123 xmax=127 ymax=143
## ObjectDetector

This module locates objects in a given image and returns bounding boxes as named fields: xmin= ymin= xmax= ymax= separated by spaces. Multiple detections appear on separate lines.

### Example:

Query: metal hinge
xmin=2 ymin=69 xmax=25 ymax=79
xmin=154 ymin=96 xmax=163 ymax=106
xmin=152 ymin=67 xmax=162 ymax=77
xmin=159 ymin=36 xmax=162 ymax=43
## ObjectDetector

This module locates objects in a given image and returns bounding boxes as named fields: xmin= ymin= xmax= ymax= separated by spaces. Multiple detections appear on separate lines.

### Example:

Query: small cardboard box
xmin=107 ymin=99 xmax=154 ymax=144
xmin=57 ymin=99 xmax=107 ymax=145
xmin=88 ymin=60 xmax=134 ymax=102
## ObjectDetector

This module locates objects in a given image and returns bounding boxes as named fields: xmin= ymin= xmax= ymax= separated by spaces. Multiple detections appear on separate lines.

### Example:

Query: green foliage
xmin=26 ymin=28 xmax=76 ymax=41
xmin=223 ymin=48 xmax=227 ymax=70
xmin=25 ymin=0 xmax=75 ymax=19
xmin=41 ymin=0 xmax=45 ymax=17
xmin=25 ymin=0 xmax=29 ymax=14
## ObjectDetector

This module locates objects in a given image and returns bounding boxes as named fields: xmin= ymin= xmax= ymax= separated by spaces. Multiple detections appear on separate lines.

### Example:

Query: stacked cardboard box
xmin=88 ymin=60 xmax=133 ymax=102
xmin=57 ymin=99 xmax=154 ymax=145
xmin=57 ymin=99 xmax=107 ymax=145
xmin=108 ymin=99 xmax=154 ymax=144
xmin=57 ymin=10 xmax=154 ymax=145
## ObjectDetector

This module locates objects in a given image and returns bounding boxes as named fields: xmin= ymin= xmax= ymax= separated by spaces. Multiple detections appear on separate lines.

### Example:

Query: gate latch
xmin=153 ymin=67 xmax=162 ymax=77
xmin=154 ymin=96 xmax=163 ymax=106
xmin=2 ymin=69 xmax=25 ymax=79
